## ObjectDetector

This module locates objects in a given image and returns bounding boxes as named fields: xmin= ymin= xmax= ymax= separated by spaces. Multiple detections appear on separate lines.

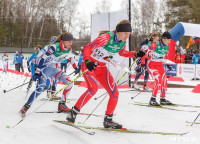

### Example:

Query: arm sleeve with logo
xmin=146 ymin=42 xmax=157 ymax=56
xmin=83 ymin=33 xmax=110 ymax=61
xmin=118 ymin=45 xmax=135 ymax=58
xmin=37 ymin=45 xmax=56 ymax=69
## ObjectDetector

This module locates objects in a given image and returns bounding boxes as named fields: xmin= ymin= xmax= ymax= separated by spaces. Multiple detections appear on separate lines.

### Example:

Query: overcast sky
xmin=78 ymin=0 xmax=126 ymax=16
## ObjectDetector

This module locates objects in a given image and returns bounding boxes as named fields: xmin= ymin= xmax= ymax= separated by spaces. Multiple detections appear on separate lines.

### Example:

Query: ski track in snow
xmin=0 ymin=71 xmax=200 ymax=144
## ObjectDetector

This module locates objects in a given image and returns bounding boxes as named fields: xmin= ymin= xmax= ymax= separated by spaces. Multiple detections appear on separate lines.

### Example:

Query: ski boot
xmin=103 ymin=114 xmax=122 ymax=129
xmin=66 ymin=107 xmax=80 ymax=123
xmin=47 ymin=90 xmax=60 ymax=100
xmin=19 ymin=103 xmax=30 ymax=117
xmin=143 ymin=86 xmax=151 ymax=92
xmin=160 ymin=98 xmax=173 ymax=105
xmin=50 ymin=95 xmax=61 ymax=101
xmin=132 ymin=82 xmax=140 ymax=91
xmin=58 ymin=101 xmax=71 ymax=113
xmin=149 ymin=97 xmax=160 ymax=106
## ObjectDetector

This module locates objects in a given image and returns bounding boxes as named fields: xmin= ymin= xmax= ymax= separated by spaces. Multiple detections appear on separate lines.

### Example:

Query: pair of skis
xmin=53 ymin=120 xmax=188 ymax=136
xmin=36 ymin=111 xmax=105 ymax=117
xmin=130 ymin=102 xmax=199 ymax=112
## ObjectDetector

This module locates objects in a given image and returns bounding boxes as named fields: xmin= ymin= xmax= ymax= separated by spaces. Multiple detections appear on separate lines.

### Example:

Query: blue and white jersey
xmin=36 ymin=41 xmax=75 ymax=69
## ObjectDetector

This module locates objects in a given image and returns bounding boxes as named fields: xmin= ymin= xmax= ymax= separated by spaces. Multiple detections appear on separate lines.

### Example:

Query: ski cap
xmin=162 ymin=32 xmax=171 ymax=39
xmin=116 ymin=24 xmax=132 ymax=32
xmin=62 ymin=34 xmax=73 ymax=41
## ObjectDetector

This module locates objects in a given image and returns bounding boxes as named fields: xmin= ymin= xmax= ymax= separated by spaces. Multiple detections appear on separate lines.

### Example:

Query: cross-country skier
xmin=146 ymin=32 xmax=173 ymax=106
xmin=132 ymin=32 xmax=160 ymax=91
xmin=20 ymin=32 xmax=80 ymax=117
xmin=26 ymin=37 xmax=59 ymax=100
xmin=66 ymin=19 xmax=145 ymax=129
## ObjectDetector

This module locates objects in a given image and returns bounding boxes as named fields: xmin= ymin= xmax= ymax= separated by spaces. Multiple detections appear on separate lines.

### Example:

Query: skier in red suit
xmin=66 ymin=19 xmax=145 ymax=129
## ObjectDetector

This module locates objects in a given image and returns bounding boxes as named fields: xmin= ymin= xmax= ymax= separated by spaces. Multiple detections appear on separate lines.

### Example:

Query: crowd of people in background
xmin=176 ymin=49 xmax=200 ymax=64
xmin=1 ymin=47 xmax=200 ymax=74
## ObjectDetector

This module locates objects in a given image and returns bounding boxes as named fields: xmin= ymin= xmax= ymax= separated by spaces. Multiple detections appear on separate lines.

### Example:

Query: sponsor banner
xmin=177 ymin=64 xmax=195 ymax=79
xmin=163 ymin=64 xmax=177 ymax=76
xmin=195 ymin=64 xmax=200 ymax=79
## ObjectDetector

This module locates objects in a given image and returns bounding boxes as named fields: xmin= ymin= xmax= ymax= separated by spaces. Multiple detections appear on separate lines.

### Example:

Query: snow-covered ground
xmin=0 ymin=70 xmax=200 ymax=144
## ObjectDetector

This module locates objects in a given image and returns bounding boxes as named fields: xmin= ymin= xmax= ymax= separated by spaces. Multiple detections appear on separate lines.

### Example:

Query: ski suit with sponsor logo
xmin=27 ymin=41 xmax=77 ymax=105
xmin=74 ymin=32 xmax=135 ymax=115
xmin=146 ymin=41 xmax=169 ymax=98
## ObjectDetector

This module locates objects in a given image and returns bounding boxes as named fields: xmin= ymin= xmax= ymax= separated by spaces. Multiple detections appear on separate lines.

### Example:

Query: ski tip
xmin=53 ymin=120 xmax=61 ymax=123
xmin=185 ymin=124 xmax=190 ymax=127
xmin=68 ymin=121 xmax=74 ymax=124
xmin=121 ymin=128 xmax=127 ymax=130
xmin=90 ymin=132 xmax=95 ymax=135
xmin=53 ymin=120 xmax=61 ymax=122
xmin=53 ymin=120 xmax=74 ymax=125
xmin=180 ymin=132 xmax=189 ymax=136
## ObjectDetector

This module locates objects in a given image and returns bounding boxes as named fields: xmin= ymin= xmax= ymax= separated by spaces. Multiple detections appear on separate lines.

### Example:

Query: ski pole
xmin=94 ymin=75 xmax=133 ymax=100
xmin=82 ymin=94 xmax=108 ymax=124
xmin=54 ymin=69 xmax=87 ymax=95
xmin=130 ymin=81 xmax=155 ymax=99
xmin=130 ymin=69 xmax=171 ymax=100
xmin=117 ymin=58 xmax=139 ymax=84
xmin=68 ymin=70 xmax=75 ymax=76
xmin=12 ymin=70 xmax=87 ymax=128
xmin=3 ymin=82 xmax=30 ymax=93
xmin=83 ymin=59 xmax=138 ymax=124
xmin=20 ymin=77 xmax=28 ymax=91
xmin=24 ymin=79 xmax=34 ymax=99
xmin=94 ymin=58 xmax=139 ymax=101
xmin=191 ymin=112 xmax=200 ymax=126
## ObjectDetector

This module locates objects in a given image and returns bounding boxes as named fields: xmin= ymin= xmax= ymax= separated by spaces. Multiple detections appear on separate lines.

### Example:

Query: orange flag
xmin=186 ymin=36 xmax=200 ymax=49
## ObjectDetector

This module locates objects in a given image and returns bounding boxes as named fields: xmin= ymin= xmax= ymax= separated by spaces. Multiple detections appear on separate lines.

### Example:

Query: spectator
xmin=2 ymin=53 xmax=8 ymax=73
xmin=14 ymin=51 xmax=19 ymax=70
xmin=192 ymin=51 xmax=199 ymax=64
xmin=60 ymin=59 xmax=69 ymax=73
xmin=184 ymin=51 xmax=191 ymax=63
xmin=175 ymin=46 xmax=186 ymax=63
xmin=198 ymin=50 xmax=200 ymax=64
xmin=15 ymin=52 xmax=24 ymax=72
xmin=187 ymin=50 xmax=193 ymax=63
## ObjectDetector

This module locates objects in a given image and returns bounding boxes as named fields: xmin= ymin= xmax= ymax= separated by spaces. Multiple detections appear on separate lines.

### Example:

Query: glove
xmin=35 ymin=68 xmax=41 ymax=74
xmin=74 ymin=67 xmax=80 ymax=75
xmin=141 ymin=45 xmax=148 ymax=51
xmin=84 ymin=59 xmax=98 ymax=71
xmin=135 ymin=50 xmax=145 ymax=57
xmin=31 ymin=68 xmax=41 ymax=81
xmin=148 ymin=37 xmax=153 ymax=43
